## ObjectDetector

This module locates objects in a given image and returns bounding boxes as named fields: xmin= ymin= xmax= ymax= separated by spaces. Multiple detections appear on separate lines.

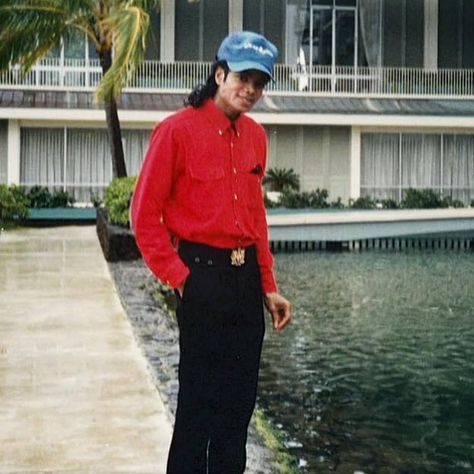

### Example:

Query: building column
xmin=229 ymin=0 xmax=243 ymax=33
xmin=160 ymin=0 xmax=175 ymax=62
xmin=350 ymin=126 xmax=361 ymax=200
xmin=7 ymin=120 xmax=20 ymax=185
xmin=424 ymin=0 xmax=438 ymax=69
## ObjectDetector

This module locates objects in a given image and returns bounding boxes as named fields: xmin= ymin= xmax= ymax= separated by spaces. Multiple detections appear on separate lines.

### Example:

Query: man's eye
xmin=239 ymin=74 xmax=249 ymax=82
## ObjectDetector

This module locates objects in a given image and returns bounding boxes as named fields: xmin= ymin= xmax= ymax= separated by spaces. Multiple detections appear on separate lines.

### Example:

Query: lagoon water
xmin=258 ymin=250 xmax=474 ymax=473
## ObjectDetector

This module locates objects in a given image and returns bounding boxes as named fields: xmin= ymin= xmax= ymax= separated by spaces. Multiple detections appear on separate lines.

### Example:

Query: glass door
xmin=335 ymin=8 xmax=356 ymax=67
xmin=300 ymin=1 xmax=358 ymax=92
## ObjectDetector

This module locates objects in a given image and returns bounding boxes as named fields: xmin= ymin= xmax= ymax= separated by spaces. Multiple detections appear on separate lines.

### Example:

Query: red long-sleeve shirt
xmin=131 ymin=99 xmax=278 ymax=293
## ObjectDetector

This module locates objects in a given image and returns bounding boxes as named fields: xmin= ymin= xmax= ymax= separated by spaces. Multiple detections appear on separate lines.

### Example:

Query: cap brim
xmin=226 ymin=60 xmax=274 ymax=81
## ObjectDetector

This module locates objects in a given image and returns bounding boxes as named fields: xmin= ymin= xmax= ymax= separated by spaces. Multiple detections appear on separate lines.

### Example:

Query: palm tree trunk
xmin=100 ymin=49 xmax=127 ymax=178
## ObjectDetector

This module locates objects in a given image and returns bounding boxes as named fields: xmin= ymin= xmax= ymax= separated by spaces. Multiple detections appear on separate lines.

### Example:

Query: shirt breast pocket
xmin=189 ymin=164 xmax=225 ymax=207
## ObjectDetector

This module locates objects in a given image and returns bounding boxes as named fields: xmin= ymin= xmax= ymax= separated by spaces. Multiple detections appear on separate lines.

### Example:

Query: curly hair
xmin=185 ymin=60 xmax=230 ymax=108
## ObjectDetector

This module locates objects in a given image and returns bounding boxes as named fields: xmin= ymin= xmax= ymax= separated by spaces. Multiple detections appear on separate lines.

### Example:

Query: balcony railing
xmin=1 ymin=58 xmax=473 ymax=99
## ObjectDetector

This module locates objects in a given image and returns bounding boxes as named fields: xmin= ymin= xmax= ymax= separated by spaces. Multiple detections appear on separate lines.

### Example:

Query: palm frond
xmin=0 ymin=0 xmax=96 ymax=71
xmin=97 ymin=5 xmax=151 ymax=100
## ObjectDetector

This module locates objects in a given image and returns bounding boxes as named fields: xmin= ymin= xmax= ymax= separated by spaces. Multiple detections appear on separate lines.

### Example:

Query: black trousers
xmin=166 ymin=242 xmax=265 ymax=474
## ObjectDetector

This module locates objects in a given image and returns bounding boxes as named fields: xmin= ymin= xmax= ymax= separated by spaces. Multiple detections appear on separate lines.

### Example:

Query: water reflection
xmin=258 ymin=251 xmax=474 ymax=473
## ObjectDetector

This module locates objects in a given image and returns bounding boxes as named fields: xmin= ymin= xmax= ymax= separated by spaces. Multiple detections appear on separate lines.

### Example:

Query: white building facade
xmin=1 ymin=0 xmax=474 ymax=204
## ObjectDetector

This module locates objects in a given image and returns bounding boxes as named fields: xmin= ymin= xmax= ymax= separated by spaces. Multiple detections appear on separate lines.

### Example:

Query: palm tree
xmin=0 ymin=0 xmax=159 ymax=179
xmin=264 ymin=167 xmax=300 ymax=192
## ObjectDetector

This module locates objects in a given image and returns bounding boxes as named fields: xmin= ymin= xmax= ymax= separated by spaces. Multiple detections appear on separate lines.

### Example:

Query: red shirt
xmin=131 ymin=99 xmax=278 ymax=293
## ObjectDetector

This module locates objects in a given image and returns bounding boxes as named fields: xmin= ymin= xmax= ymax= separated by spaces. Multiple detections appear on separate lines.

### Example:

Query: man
xmin=131 ymin=31 xmax=291 ymax=474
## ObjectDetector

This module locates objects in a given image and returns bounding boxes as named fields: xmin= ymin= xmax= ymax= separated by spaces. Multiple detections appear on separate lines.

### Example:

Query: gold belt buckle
xmin=230 ymin=247 xmax=245 ymax=267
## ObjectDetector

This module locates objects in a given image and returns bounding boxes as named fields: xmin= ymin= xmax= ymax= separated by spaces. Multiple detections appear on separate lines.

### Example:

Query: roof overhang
xmin=1 ymin=89 xmax=474 ymax=129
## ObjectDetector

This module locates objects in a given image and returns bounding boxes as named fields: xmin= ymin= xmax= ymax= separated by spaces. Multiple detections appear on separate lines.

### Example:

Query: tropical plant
xmin=401 ymin=188 xmax=448 ymax=209
xmin=349 ymin=195 xmax=378 ymax=209
xmin=25 ymin=186 xmax=75 ymax=208
xmin=0 ymin=185 xmax=30 ymax=224
xmin=104 ymin=176 xmax=137 ymax=227
xmin=264 ymin=167 xmax=300 ymax=192
xmin=0 ymin=0 xmax=160 ymax=179
xmin=279 ymin=188 xmax=330 ymax=209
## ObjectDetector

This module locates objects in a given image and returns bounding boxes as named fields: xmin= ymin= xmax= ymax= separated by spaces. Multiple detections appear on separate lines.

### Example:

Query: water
xmin=258 ymin=250 xmax=474 ymax=474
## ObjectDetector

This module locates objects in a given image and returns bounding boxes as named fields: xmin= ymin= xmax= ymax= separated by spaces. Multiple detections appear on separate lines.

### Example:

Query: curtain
xmin=20 ymin=128 xmax=64 ymax=188
xmin=401 ymin=134 xmax=441 ymax=197
xmin=358 ymin=0 xmax=382 ymax=67
xmin=123 ymin=129 xmax=152 ymax=176
xmin=362 ymin=132 xmax=474 ymax=205
xmin=67 ymin=128 xmax=111 ymax=202
xmin=18 ymin=127 xmax=155 ymax=203
xmin=285 ymin=0 xmax=309 ymax=66
xmin=361 ymin=133 xmax=400 ymax=200
xmin=443 ymin=135 xmax=474 ymax=203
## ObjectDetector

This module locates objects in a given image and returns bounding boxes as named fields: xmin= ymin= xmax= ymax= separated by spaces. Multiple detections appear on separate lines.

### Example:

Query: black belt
xmin=179 ymin=241 xmax=256 ymax=268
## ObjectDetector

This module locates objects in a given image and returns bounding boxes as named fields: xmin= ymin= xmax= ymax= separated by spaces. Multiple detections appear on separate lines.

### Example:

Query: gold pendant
xmin=230 ymin=248 xmax=245 ymax=266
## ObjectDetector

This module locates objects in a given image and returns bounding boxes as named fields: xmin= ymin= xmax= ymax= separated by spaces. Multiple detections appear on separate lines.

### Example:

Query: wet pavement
xmin=0 ymin=226 xmax=172 ymax=473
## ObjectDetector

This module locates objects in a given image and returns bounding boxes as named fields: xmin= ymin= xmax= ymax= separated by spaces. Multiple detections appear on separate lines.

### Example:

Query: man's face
xmin=214 ymin=68 xmax=269 ymax=120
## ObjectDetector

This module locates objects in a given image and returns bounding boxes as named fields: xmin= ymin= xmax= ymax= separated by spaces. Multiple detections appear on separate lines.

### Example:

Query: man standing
xmin=131 ymin=31 xmax=291 ymax=474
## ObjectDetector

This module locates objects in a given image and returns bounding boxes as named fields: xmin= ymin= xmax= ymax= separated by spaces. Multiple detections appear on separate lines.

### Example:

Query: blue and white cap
xmin=217 ymin=31 xmax=278 ymax=80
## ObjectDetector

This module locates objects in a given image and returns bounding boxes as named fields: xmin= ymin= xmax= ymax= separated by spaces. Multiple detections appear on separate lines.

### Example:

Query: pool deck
xmin=0 ymin=226 xmax=172 ymax=473
xmin=267 ymin=208 xmax=474 ymax=242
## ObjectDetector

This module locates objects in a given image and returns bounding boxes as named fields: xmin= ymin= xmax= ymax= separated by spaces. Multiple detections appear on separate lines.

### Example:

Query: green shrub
xmin=27 ymin=186 xmax=53 ymax=208
xmin=279 ymin=190 xmax=311 ymax=208
xmin=26 ymin=186 xmax=75 ymax=208
xmin=349 ymin=195 xmax=378 ymax=209
xmin=443 ymin=196 xmax=465 ymax=208
xmin=309 ymin=188 xmax=330 ymax=208
xmin=330 ymin=197 xmax=345 ymax=209
xmin=90 ymin=192 xmax=103 ymax=208
xmin=381 ymin=198 xmax=399 ymax=209
xmin=279 ymin=188 xmax=330 ymax=209
xmin=104 ymin=177 xmax=137 ymax=227
xmin=401 ymin=189 xmax=448 ymax=209
xmin=0 ymin=185 xmax=30 ymax=224
xmin=50 ymin=189 xmax=75 ymax=207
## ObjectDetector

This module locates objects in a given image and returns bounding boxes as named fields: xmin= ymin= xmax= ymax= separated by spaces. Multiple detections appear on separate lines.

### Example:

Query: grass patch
xmin=254 ymin=408 xmax=300 ymax=473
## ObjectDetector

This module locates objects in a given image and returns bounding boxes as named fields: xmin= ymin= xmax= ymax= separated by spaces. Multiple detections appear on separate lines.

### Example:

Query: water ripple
xmin=258 ymin=250 xmax=474 ymax=473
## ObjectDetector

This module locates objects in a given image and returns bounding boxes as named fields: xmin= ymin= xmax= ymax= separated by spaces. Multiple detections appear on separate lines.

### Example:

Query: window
xmin=175 ymin=0 xmax=228 ymax=61
xmin=361 ymin=133 xmax=474 ymax=204
xmin=287 ymin=0 xmax=366 ymax=68
xmin=20 ymin=128 xmax=151 ymax=202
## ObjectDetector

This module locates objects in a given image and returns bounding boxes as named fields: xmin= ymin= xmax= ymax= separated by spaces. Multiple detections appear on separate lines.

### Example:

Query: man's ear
xmin=215 ymin=66 xmax=226 ymax=86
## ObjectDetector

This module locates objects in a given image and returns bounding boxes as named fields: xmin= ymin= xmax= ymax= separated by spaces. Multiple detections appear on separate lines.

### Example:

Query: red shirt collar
xmin=202 ymin=99 xmax=242 ymax=137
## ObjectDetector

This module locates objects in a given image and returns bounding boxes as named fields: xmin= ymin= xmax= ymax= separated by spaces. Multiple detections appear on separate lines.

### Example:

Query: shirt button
xmin=234 ymin=194 xmax=238 ymax=200
xmin=233 ymin=168 xmax=237 ymax=174
xmin=207 ymin=259 xmax=213 ymax=266
xmin=194 ymin=257 xmax=200 ymax=263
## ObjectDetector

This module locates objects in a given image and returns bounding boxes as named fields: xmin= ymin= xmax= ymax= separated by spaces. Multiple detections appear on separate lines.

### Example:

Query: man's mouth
xmin=240 ymin=96 xmax=254 ymax=105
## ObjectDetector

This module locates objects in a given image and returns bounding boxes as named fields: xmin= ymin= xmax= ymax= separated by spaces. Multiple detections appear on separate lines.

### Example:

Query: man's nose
xmin=244 ymin=80 xmax=257 ymax=95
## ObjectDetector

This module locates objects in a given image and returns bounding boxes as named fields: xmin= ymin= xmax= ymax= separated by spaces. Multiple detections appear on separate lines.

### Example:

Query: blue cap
xmin=217 ymin=31 xmax=278 ymax=80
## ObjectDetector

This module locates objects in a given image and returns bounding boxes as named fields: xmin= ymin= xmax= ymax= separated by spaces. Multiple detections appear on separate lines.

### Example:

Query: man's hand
xmin=264 ymin=292 xmax=291 ymax=332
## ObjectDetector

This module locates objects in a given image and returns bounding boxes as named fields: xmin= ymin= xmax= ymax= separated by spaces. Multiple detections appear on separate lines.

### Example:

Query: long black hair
xmin=185 ymin=60 xmax=229 ymax=108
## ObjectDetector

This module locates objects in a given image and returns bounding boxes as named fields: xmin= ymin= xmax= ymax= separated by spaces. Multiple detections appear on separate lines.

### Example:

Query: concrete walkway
xmin=0 ymin=226 xmax=172 ymax=473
